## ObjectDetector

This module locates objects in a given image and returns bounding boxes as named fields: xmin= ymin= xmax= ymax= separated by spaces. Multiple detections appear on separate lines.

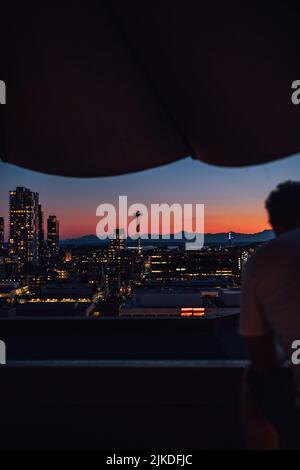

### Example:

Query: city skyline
xmin=1 ymin=154 xmax=300 ymax=239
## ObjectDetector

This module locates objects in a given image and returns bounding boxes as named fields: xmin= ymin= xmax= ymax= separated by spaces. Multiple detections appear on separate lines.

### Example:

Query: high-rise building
xmin=38 ymin=204 xmax=44 ymax=259
xmin=47 ymin=215 xmax=59 ymax=257
xmin=9 ymin=187 xmax=40 ymax=271
xmin=0 ymin=217 xmax=4 ymax=250
xmin=106 ymin=229 xmax=128 ymax=290
xmin=108 ymin=229 xmax=126 ymax=257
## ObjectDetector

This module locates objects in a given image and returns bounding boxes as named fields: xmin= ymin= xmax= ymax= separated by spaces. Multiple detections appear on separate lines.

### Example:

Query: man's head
xmin=265 ymin=181 xmax=300 ymax=236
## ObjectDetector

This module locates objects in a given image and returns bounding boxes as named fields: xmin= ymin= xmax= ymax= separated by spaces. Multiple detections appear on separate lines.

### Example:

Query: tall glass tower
xmin=47 ymin=215 xmax=60 ymax=258
xmin=9 ymin=187 xmax=40 ymax=271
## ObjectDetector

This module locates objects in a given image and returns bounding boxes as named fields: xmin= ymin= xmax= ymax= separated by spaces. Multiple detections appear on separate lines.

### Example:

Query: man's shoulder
xmin=245 ymin=228 xmax=300 ymax=274
xmin=247 ymin=238 xmax=277 ymax=264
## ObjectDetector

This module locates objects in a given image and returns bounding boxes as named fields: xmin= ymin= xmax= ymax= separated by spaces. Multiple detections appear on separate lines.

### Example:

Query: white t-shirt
xmin=239 ymin=227 xmax=300 ymax=398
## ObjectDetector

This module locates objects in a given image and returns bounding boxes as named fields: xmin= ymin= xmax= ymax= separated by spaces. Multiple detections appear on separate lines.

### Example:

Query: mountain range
xmin=61 ymin=230 xmax=274 ymax=247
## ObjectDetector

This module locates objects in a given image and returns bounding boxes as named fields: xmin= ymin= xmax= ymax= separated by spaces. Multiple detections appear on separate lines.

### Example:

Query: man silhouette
xmin=240 ymin=181 xmax=300 ymax=449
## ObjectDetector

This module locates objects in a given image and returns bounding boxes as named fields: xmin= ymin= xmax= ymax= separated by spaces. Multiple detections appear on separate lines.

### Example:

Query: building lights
xmin=180 ymin=307 xmax=205 ymax=317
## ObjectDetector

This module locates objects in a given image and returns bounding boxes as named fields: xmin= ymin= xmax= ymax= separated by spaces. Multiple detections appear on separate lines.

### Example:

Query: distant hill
xmin=204 ymin=230 xmax=274 ymax=245
xmin=61 ymin=230 xmax=274 ymax=247
xmin=61 ymin=234 xmax=107 ymax=247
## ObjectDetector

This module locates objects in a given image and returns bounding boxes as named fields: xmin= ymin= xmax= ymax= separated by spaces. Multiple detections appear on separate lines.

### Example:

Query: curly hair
xmin=265 ymin=181 xmax=300 ymax=230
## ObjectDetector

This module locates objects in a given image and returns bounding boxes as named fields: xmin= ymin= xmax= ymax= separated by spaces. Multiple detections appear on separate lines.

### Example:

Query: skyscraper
xmin=109 ymin=229 xmax=126 ymax=256
xmin=38 ymin=204 xmax=44 ymax=260
xmin=47 ymin=215 xmax=59 ymax=258
xmin=0 ymin=217 xmax=4 ymax=250
xmin=9 ymin=187 xmax=40 ymax=271
xmin=107 ymin=229 xmax=127 ymax=290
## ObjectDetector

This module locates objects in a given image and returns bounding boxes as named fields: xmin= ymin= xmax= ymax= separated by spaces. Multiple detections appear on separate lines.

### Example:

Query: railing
xmin=0 ymin=315 xmax=246 ymax=361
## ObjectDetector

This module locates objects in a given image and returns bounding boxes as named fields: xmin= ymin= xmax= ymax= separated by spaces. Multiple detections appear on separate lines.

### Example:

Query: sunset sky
xmin=0 ymin=154 xmax=300 ymax=240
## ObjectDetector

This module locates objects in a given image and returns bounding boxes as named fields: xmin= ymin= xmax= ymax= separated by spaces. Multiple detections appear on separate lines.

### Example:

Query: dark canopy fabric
xmin=1 ymin=1 xmax=300 ymax=177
